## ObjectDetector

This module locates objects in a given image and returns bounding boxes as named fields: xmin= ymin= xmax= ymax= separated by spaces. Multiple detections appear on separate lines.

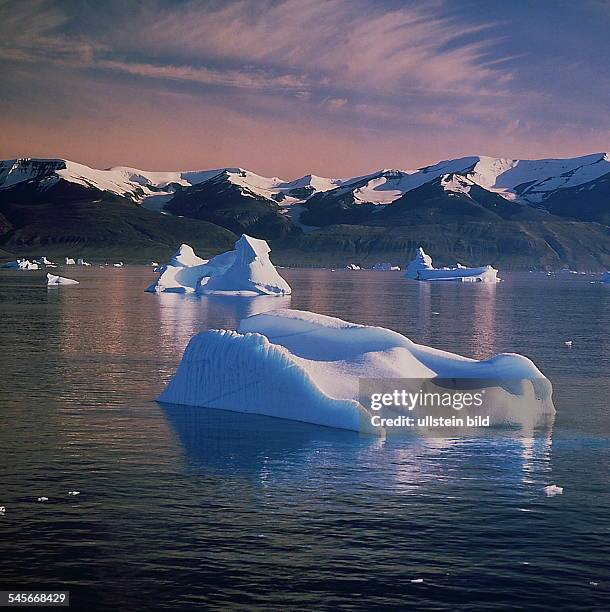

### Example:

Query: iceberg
xmin=77 ymin=258 xmax=91 ymax=266
xmin=346 ymin=263 xmax=361 ymax=270
xmin=404 ymin=247 xmax=499 ymax=282
xmin=65 ymin=257 xmax=75 ymax=265
xmin=113 ymin=262 xmax=124 ymax=267
xmin=372 ymin=262 xmax=401 ymax=271
xmin=159 ymin=309 xmax=554 ymax=435
xmin=0 ymin=258 xmax=39 ymax=270
xmin=147 ymin=235 xmax=291 ymax=296
xmin=199 ymin=235 xmax=291 ymax=296
xmin=47 ymin=273 xmax=79 ymax=286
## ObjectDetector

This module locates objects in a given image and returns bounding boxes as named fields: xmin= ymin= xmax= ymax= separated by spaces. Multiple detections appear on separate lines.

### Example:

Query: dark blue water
xmin=0 ymin=267 xmax=608 ymax=610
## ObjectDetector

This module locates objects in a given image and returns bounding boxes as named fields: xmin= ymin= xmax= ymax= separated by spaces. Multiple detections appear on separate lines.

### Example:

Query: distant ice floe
xmin=544 ymin=484 xmax=563 ymax=496
xmin=159 ymin=309 xmax=554 ymax=435
xmin=405 ymin=247 xmax=499 ymax=282
xmin=0 ymin=258 xmax=39 ymax=270
xmin=372 ymin=262 xmax=401 ymax=271
xmin=345 ymin=263 xmax=361 ymax=270
xmin=113 ymin=262 xmax=124 ymax=268
xmin=146 ymin=235 xmax=291 ymax=296
xmin=47 ymin=273 xmax=79 ymax=286
xmin=65 ymin=257 xmax=76 ymax=265
xmin=77 ymin=258 xmax=91 ymax=266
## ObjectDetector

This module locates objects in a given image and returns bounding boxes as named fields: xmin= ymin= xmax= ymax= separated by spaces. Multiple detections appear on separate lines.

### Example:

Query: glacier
xmin=147 ymin=235 xmax=291 ymax=296
xmin=47 ymin=273 xmax=79 ymax=286
xmin=159 ymin=309 xmax=554 ymax=436
xmin=405 ymin=248 xmax=499 ymax=282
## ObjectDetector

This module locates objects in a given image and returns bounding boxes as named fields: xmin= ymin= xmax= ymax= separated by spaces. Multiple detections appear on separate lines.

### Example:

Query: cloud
xmin=0 ymin=0 xmax=512 ymax=100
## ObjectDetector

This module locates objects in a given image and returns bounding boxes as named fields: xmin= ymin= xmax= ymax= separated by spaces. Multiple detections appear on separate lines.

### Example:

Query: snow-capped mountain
xmin=1 ymin=153 xmax=610 ymax=235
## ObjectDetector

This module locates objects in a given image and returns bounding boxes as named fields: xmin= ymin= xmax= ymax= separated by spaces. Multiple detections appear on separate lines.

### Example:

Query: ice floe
xmin=77 ymin=258 xmax=91 ymax=266
xmin=0 ymin=258 xmax=39 ymax=270
xmin=159 ymin=309 xmax=554 ymax=435
xmin=345 ymin=263 xmax=361 ymax=270
xmin=544 ymin=484 xmax=563 ymax=496
xmin=405 ymin=247 xmax=499 ymax=282
xmin=147 ymin=235 xmax=291 ymax=296
xmin=65 ymin=257 xmax=75 ymax=265
xmin=47 ymin=273 xmax=79 ymax=286
xmin=372 ymin=262 xmax=401 ymax=271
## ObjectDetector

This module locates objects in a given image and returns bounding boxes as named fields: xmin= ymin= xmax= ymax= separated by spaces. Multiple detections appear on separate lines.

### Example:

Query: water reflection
xmin=160 ymin=402 xmax=375 ymax=480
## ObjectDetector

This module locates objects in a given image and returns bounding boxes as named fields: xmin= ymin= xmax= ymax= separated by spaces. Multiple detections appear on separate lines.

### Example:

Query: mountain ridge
xmin=1 ymin=154 xmax=609 ymax=269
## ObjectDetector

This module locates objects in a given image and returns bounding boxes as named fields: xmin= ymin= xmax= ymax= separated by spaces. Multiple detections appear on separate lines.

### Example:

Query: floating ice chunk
xmin=1 ymin=258 xmax=39 ymax=270
xmin=77 ymin=258 xmax=91 ymax=266
xmin=345 ymin=263 xmax=361 ymax=270
xmin=404 ymin=247 xmax=499 ymax=282
xmin=68 ymin=491 xmax=80 ymax=496
xmin=564 ymin=341 xmax=573 ymax=347
xmin=47 ymin=273 xmax=79 ymax=286
xmin=113 ymin=262 xmax=124 ymax=267
xmin=41 ymin=256 xmax=54 ymax=265
xmin=199 ymin=235 xmax=291 ymax=296
xmin=410 ymin=579 xmax=424 ymax=584
xmin=37 ymin=497 xmax=49 ymax=502
xmin=159 ymin=309 xmax=554 ymax=435
xmin=404 ymin=247 xmax=434 ymax=279
xmin=372 ymin=262 xmax=401 ymax=271
xmin=0 ymin=506 xmax=5 ymax=515
xmin=65 ymin=257 xmax=75 ymax=265
xmin=147 ymin=236 xmax=290 ymax=296
xmin=544 ymin=484 xmax=563 ymax=496
xmin=146 ymin=243 xmax=235 ymax=293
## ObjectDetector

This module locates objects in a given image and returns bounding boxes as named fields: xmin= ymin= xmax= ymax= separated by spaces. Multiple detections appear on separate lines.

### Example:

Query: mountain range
xmin=1 ymin=154 xmax=609 ymax=269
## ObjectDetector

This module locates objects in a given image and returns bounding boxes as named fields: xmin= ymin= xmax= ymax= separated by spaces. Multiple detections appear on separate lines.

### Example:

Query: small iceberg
xmin=77 ymin=258 xmax=91 ymax=266
xmin=47 ymin=273 xmax=79 ymax=286
xmin=404 ymin=247 xmax=499 ymax=282
xmin=544 ymin=484 xmax=563 ymax=496
xmin=147 ymin=235 xmax=291 ymax=296
xmin=113 ymin=262 xmax=124 ymax=268
xmin=345 ymin=263 xmax=361 ymax=270
xmin=372 ymin=262 xmax=401 ymax=271
xmin=0 ymin=258 xmax=39 ymax=270
xmin=65 ymin=257 xmax=76 ymax=265
xmin=159 ymin=309 xmax=554 ymax=435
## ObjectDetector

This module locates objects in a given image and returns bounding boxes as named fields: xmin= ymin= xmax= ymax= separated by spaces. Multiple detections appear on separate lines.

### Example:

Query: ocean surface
xmin=0 ymin=267 xmax=608 ymax=610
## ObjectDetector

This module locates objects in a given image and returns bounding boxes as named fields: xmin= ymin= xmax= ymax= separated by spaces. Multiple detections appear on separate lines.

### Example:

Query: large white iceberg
xmin=159 ymin=309 xmax=554 ymax=435
xmin=147 ymin=235 xmax=291 ymax=296
xmin=47 ymin=273 xmax=79 ymax=286
xmin=405 ymin=247 xmax=499 ymax=282
xmin=0 ymin=258 xmax=39 ymax=270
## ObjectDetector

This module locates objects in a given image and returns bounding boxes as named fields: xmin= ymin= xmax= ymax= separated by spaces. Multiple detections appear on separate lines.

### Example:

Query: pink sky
xmin=1 ymin=0 xmax=609 ymax=178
